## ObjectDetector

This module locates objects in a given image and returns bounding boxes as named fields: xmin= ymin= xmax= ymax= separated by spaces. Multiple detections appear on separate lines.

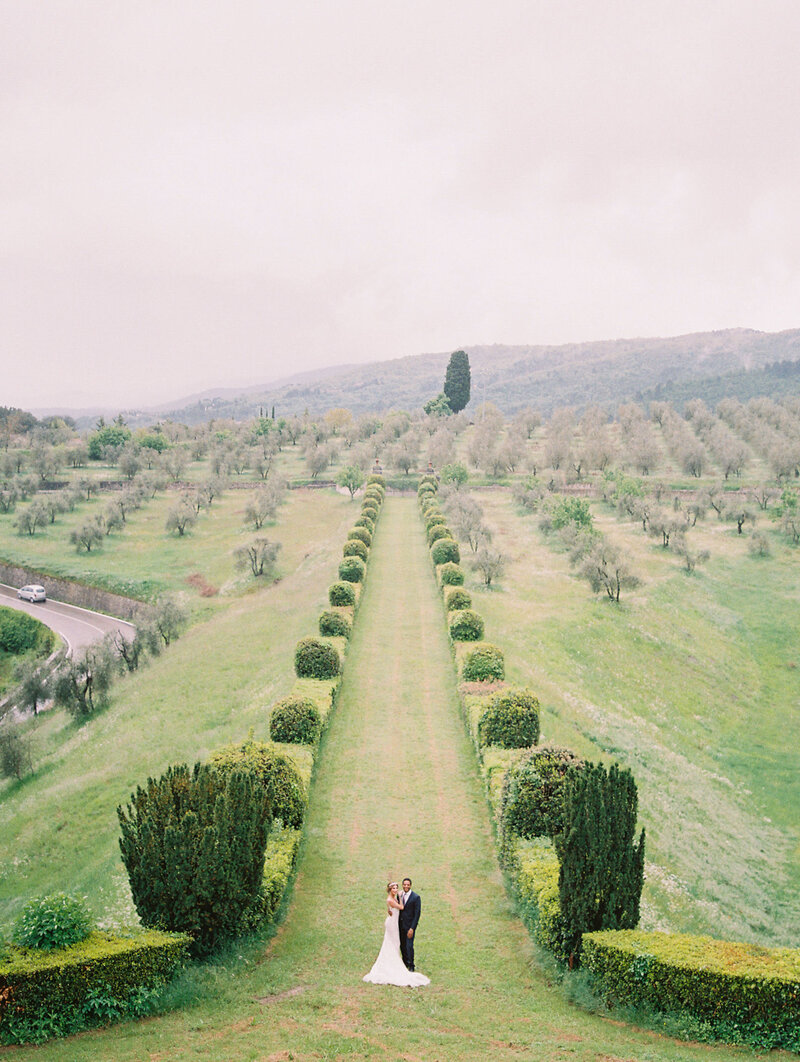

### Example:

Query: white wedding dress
xmin=362 ymin=906 xmax=430 ymax=987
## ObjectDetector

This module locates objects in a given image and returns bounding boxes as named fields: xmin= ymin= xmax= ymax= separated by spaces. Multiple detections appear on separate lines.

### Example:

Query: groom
xmin=398 ymin=876 xmax=421 ymax=971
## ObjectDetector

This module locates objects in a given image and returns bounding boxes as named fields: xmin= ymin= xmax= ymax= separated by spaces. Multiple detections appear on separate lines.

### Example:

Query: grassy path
xmin=15 ymin=499 xmax=757 ymax=1060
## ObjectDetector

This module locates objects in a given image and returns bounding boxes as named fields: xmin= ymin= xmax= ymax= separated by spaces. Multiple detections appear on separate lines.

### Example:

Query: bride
xmin=363 ymin=882 xmax=430 ymax=987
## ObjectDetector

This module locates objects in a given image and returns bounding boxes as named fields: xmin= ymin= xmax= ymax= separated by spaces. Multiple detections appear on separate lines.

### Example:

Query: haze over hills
xmin=34 ymin=327 xmax=800 ymax=427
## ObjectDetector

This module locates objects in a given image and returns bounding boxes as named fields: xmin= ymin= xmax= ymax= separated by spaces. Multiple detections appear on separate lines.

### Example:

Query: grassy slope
xmin=470 ymin=490 xmax=800 ymax=947
xmin=0 ymin=488 xmax=354 ymax=929
xmin=6 ymin=497 xmax=763 ymax=1061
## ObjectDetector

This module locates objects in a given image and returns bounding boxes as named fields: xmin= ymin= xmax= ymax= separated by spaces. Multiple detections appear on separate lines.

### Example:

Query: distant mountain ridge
xmin=44 ymin=327 xmax=800 ymax=426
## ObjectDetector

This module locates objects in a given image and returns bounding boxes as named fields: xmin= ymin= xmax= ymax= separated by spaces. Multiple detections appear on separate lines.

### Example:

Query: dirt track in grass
xmin=16 ymin=498 xmax=758 ymax=1061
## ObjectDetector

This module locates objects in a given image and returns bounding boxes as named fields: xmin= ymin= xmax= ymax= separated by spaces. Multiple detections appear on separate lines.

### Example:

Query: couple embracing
xmin=362 ymin=876 xmax=430 ymax=987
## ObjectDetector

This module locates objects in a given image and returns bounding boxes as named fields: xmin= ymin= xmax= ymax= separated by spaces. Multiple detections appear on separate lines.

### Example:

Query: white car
xmin=17 ymin=584 xmax=46 ymax=603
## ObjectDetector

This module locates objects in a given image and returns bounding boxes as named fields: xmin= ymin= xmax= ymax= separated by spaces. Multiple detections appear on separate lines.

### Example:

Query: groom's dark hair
xmin=402 ymin=876 xmax=412 ymax=885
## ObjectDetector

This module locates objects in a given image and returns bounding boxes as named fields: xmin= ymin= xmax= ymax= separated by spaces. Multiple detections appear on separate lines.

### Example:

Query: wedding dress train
xmin=363 ymin=907 xmax=430 ymax=987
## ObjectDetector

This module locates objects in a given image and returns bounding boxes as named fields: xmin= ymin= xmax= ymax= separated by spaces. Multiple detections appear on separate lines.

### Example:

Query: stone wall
xmin=0 ymin=562 xmax=143 ymax=620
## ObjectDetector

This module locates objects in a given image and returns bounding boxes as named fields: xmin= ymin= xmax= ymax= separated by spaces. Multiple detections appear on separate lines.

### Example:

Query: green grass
xmin=467 ymin=490 xmax=800 ymax=949
xmin=1 ymin=497 xmax=762 ymax=1061
xmin=0 ymin=488 xmax=355 ymax=931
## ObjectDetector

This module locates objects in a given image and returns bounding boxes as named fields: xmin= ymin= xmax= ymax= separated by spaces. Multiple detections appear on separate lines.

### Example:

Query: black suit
xmin=398 ymin=890 xmax=421 ymax=970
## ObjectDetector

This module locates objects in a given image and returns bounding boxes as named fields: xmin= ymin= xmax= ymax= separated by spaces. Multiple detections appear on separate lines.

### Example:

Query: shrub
xmin=581 ymin=929 xmax=800 ymax=1051
xmin=425 ymin=512 xmax=447 ymax=529
xmin=0 ymin=930 xmax=190 ymax=1045
xmin=432 ymin=538 xmax=460 ymax=565
xmin=348 ymin=526 xmax=372 ymax=546
xmin=366 ymin=473 xmax=385 ymax=488
xmin=360 ymin=504 xmax=379 ymax=522
xmin=0 ymin=609 xmax=45 ymax=654
xmin=13 ymin=894 xmax=93 ymax=951
xmin=427 ymin=524 xmax=453 ymax=546
xmin=439 ymin=562 xmax=464 ymax=586
xmin=478 ymin=688 xmax=540 ymax=748
xmin=510 ymin=837 xmax=568 ymax=958
xmin=338 ymin=556 xmax=366 ymax=583
xmin=210 ymin=740 xmax=306 ymax=829
xmin=328 ymin=581 xmax=356 ymax=607
xmin=269 ymin=696 xmax=322 ymax=745
xmin=342 ymin=538 xmax=368 ymax=561
xmin=502 ymin=746 xmax=584 ymax=840
xmin=118 ymin=763 xmax=271 ymax=956
xmin=461 ymin=643 xmax=504 ymax=682
xmin=319 ymin=609 xmax=351 ymax=638
xmin=445 ymin=586 xmax=472 ymax=611
xmin=555 ymin=762 xmax=645 ymax=963
xmin=248 ymin=828 xmax=302 ymax=928
xmin=354 ymin=514 xmax=375 ymax=533
xmin=448 ymin=609 xmax=485 ymax=642
xmin=294 ymin=637 xmax=340 ymax=678
xmin=418 ymin=474 xmax=437 ymax=489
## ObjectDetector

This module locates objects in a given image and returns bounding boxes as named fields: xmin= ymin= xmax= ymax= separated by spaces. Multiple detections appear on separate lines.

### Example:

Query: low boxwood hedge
xmin=318 ymin=609 xmax=352 ymax=639
xmin=449 ymin=609 xmax=485 ymax=642
xmin=0 ymin=929 xmax=191 ymax=1044
xmin=445 ymin=587 xmax=472 ymax=611
xmin=509 ymin=837 xmax=567 ymax=959
xmin=269 ymin=696 xmax=322 ymax=744
xmin=438 ymin=562 xmax=464 ymax=586
xmin=294 ymin=637 xmax=340 ymax=679
xmin=245 ymin=827 xmax=302 ymax=929
xmin=478 ymin=688 xmax=540 ymax=748
xmin=461 ymin=642 xmax=504 ymax=681
xmin=348 ymin=526 xmax=372 ymax=547
xmin=342 ymin=539 xmax=368 ymax=561
xmin=338 ymin=556 xmax=366 ymax=583
xmin=328 ymin=581 xmax=356 ymax=607
xmin=582 ymin=929 xmax=800 ymax=1051
xmin=432 ymin=538 xmax=460 ymax=565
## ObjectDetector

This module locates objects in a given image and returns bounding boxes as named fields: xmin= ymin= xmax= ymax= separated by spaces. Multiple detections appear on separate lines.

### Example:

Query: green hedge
xmin=328 ymin=581 xmax=356 ymax=607
xmin=438 ymin=562 xmax=464 ymax=586
xmin=509 ymin=838 xmax=567 ymax=958
xmin=461 ymin=643 xmax=504 ymax=682
xmin=348 ymin=527 xmax=372 ymax=547
xmin=366 ymin=474 xmax=385 ymax=488
xmin=209 ymin=740 xmax=307 ymax=829
xmin=432 ymin=538 xmax=460 ymax=565
xmin=448 ymin=609 xmax=485 ymax=642
xmin=342 ymin=539 xmax=368 ymax=561
xmin=294 ymin=637 xmax=340 ymax=679
xmin=246 ymin=827 xmax=302 ymax=929
xmin=478 ymin=688 xmax=540 ymax=748
xmin=318 ymin=610 xmax=352 ymax=639
xmin=354 ymin=514 xmax=375 ymax=534
xmin=501 ymin=745 xmax=584 ymax=840
xmin=445 ymin=587 xmax=472 ymax=611
xmin=269 ymin=696 xmax=322 ymax=745
xmin=427 ymin=524 xmax=453 ymax=546
xmin=0 ymin=929 xmax=190 ymax=1044
xmin=360 ymin=502 xmax=379 ymax=520
xmin=582 ymin=930 xmax=800 ymax=1050
xmin=338 ymin=556 xmax=366 ymax=583
xmin=0 ymin=608 xmax=52 ymax=655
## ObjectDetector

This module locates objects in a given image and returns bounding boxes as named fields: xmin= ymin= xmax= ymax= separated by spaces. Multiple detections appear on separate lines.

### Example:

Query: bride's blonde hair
xmin=386 ymin=881 xmax=398 ymax=893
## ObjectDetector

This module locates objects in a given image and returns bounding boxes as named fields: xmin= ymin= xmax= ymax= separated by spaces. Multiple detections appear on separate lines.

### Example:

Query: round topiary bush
xmin=439 ymin=562 xmax=464 ymax=586
xmin=461 ymin=643 xmax=505 ymax=682
xmin=445 ymin=587 xmax=472 ymax=611
xmin=418 ymin=489 xmax=436 ymax=506
xmin=449 ymin=608 xmax=485 ymax=642
xmin=210 ymin=740 xmax=306 ymax=828
xmin=501 ymin=745 xmax=585 ymax=839
xmin=428 ymin=524 xmax=453 ymax=546
xmin=339 ymin=556 xmax=366 ymax=583
xmin=269 ymin=696 xmax=322 ymax=745
xmin=329 ymin=581 xmax=356 ymax=607
xmin=354 ymin=514 xmax=375 ymax=533
xmin=426 ymin=512 xmax=447 ymax=528
xmin=343 ymin=538 xmax=368 ymax=561
xmin=361 ymin=504 xmax=379 ymax=522
xmin=432 ymin=538 xmax=460 ymax=565
xmin=294 ymin=637 xmax=340 ymax=679
xmin=348 ymin=526 xmax=372 ymax=547
xmin=367 ymin=474 xmax=385 ymax=488
xmin=418 ymin=474 xmax=437 ymax=489
xmin=319 ymin=609 xmax=352 ymax=638
xmin=13 ymin=894 xmax=93 ymax=951
xmin=478 ymin=688 xmax=540 ymax=749
xmin=364 ymin=489 xmax=383 ymax=506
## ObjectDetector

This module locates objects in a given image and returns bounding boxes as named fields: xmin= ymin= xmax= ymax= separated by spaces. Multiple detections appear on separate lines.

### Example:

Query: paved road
xmin=0 ymin=584 xmax=136 ymax=655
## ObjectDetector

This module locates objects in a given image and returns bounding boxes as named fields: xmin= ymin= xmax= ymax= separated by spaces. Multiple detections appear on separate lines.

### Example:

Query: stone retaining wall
xmin=0 ymin=562 xmax=143 ymax=620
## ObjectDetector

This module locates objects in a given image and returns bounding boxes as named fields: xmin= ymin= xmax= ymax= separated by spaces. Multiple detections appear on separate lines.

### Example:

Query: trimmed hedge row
xmin=582 ymin=931 xmax=800 ymax=1050
xmin=0 ymin=930 xmax=191 ymax=1044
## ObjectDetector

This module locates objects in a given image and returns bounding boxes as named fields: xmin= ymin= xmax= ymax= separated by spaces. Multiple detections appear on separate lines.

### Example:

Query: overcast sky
xmin=3 ymin=1 xmax=800 ymax=410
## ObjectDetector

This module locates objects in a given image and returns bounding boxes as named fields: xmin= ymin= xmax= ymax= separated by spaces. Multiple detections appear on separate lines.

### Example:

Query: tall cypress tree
xmin=554 ymin=761 xmax=645 ymax=963
xmin=443 ymin=350 xmax=471 ymax=413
